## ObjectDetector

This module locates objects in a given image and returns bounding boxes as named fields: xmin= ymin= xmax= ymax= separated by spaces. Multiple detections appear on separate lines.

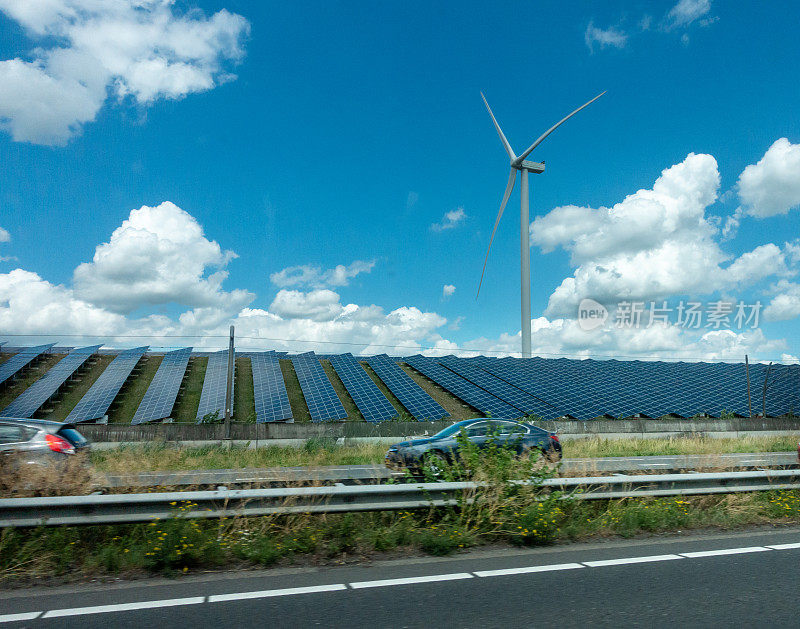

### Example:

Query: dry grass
xmin=565 ymin=434 xmax=800 ymax=458
xmin=0 ymin=455 xmax=97 ymax=498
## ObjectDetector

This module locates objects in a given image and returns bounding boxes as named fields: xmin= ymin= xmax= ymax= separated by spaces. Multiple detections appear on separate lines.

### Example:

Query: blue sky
xmin=0 ymin=0 xmax=798 ymax=360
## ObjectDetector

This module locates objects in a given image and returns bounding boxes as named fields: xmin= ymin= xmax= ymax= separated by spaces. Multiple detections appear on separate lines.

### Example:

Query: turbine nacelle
xmin=514 ymin=160 xmax=545 ymax=173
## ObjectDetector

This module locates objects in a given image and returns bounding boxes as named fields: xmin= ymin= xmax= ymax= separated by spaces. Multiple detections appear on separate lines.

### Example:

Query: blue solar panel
xmin=66 ymin=347 xmax=148 ymax=423
xmin=329 ymin=353 xmax=398 ymax=423
xmin=437 ymin=357 xmax=554 ymax=418
xmin=1 ymin=345 xmax=100 ymax=418
xmin=291 ymin=352 xmax=347 ymax=422
xmin=251 ymin=352 xmax=293 ymax=423
xmin=366 ymin=354 xmax=449 ymax=421
xmin=196 ymin=350 xmax=234 ymax=422
xmin=132 ymin=348 xmax=191 ymax=425
xmin=403 ymin=355 xmax=521 ymax=419
xmin=0 ymin=344 xmax=55 ymax=386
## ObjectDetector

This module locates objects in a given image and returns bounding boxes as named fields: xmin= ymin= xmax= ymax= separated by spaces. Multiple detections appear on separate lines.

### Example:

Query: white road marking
xmin=349 ymin=573 xmax=473 ymax=589
xmin=0 ymin=612 xmax=42 ymax=623
xmin=767 ymin=542 xmax=800 ymax=550
xmin=680 ymin=546 xmax=769 ymax=558
xmin=583 ymin=554 xmax=683 ymax=567
xmin=475 ymin=563 xmax=584 ymax=577
xmin=42 ymin=597 xmax=205 ymax=618
xmin=209 ymin=584 xmax=346 ymax=602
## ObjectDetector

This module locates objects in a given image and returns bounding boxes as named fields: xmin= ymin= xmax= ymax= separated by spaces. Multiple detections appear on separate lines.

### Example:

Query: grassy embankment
xmin=4 ymin=443 xmax=800 ymax=585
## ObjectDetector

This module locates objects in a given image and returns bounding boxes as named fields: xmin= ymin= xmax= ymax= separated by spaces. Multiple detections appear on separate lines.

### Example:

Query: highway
xmin=103 ymin=451 xmax=798 ymax=488
xmin=2 ymin=527 xmax=799 ymax=627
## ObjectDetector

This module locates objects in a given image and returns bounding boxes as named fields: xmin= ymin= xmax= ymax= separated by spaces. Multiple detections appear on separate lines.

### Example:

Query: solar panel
xmin=132 ymin=348 xmax=192 ymax=425
xmin=329 ymin=353 xmax=398 ymax=423
xmin=403 ymin=355 xmax=521 ymax=419
xmin=0 ymin=344 xmax=55 ymax=386
xmin=291 ymin=353 xmax=347 ymax=422
xmin=196 ymin=350 xmax=234 ymax=422
xmin=0 ymin=345 xmax=100 ymax=418
xmin=251 ymin=352 xmax=293 ymax=423
xmin=437 ymin=357 xmax=554 ymax=418
xmin=366 ymin=354 xmax=449 ymax=421
xmin=66 ymin=347 xmax=148 ymax=423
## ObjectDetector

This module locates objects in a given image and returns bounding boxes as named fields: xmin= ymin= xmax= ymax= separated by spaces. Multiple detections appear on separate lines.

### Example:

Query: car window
xmin=464 ymin=422 xmax=488 ymax=437
xmin=0 ymin=423 xmax=26 ymax=444
xmin=493 ymin=422 xmax=527 ymax=435
xmin=57 ymin=427 xmax=88 ymax=447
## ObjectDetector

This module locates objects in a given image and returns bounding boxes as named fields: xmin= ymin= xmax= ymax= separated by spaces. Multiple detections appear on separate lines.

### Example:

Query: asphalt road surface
xmin=3 ymin=527 xmax=800 ymax=628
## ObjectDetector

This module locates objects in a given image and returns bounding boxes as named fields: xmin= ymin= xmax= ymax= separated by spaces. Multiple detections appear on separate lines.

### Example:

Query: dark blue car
xmin=384 ymin=418 xmax=561 ymax=474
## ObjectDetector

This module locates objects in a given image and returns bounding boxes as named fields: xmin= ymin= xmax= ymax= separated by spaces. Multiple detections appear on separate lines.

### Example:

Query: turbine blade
xmin=481 ymin=92 xmax=516 ymax=160
xmin=477 ymin=169 xmax=517 ymax=299
xmin=515 ymin=91 xmax=606 ymax=164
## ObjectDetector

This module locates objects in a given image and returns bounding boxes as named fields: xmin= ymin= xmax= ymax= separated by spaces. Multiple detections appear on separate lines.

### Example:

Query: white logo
xmin=578 ymin=298 xmax=608 ymax=331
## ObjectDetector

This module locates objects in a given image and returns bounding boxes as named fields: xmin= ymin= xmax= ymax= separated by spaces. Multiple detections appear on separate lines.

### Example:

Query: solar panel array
xmin=438 ymin=357 xmax=555 ymax=419
xmin=403 ymin=355 xmax=522 ymax=419
xmin=132 ymin=348 xmax=192 ymax=425
xmin=329 ymin=353 xmax=398 ymax=423
xmin=196 ymin=350 xmax=234 ymax=422
xmin=0 ymin=344 xmax=54 ymax=386
xmin=291 ymin=352 xmax=347 ymax=421
xmin=251 ymin=351 xmax=292 ymax=422
xmin=366 ymin=354 xmax=449 ymax=421
xmin=66 ymin=347 xmax=148 ymax=423
xmin=0 ymin=345 xmax=100 ymax=418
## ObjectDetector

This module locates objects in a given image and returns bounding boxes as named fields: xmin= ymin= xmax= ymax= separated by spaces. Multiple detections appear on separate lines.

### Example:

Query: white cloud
xmin=664 ymin=0 xmax=712 ymax=30
xmin=442 ymin=284 xmax=456 ymax=299
xmin=0 ymin=227 xmax=9 ymax=242
xmin=585 ymin=21 xmax=627 ymax=52
xmin=0 ymin=0 xmax=249 ymax=145
xmin=530 ymin=152 xmax=792 ymax=317
xmin=270 ymin=260 xmax=375 ymax=289
xmin=73 ymin=201 xmax=253 ymax=314
xmin=763 ymin=280 xmax=800 ymax=322
xmin=430 ymin=207 xmax=466 ymax=232
xmin=737 ymin=138 xmax=800 ymax=218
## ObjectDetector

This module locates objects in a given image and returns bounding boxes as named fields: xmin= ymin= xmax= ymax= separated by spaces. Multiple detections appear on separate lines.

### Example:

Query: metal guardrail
xmin=3 ymin=469 xmax=800 ymax=528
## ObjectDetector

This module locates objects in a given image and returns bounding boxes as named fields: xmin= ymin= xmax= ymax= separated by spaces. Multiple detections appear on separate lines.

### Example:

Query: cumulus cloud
xmin=0 ymin=227 xmax=9 ymax=242
xmin=531 ymin=152 xmax=793 ymax=317
xmin=664 ymin=0 xmax=712 ymax=30
xmin=737 ymin=138 xmax=800 ymax=218
xmin=0 ymin=0 xmax=249 ymax=145
xmin=270 ymin=260 xmax=375 ymax=289
xmin=442 ymin=284 xmax=456 ymax=299
xmin=73 ymin=201 xmax=253 ymax=314
xmin=763 ymin=280 xmax=800 ymax=322
xmin=430 ymin=207 xmax=466 ymax=232
xmin=584 ymin=22 xmax=627 ymax=52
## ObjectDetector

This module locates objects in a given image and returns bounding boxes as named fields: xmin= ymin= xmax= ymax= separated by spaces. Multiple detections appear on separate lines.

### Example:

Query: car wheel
xmin=422 ymin=451 xmax=449 ymax=477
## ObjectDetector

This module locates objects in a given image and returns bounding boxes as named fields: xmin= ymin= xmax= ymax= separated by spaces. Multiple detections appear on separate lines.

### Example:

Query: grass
xmin=40 ymin=355 xmax=115 ymax=420
xmin=171 ymin=357 xmax=207 ymax=422
xmin=280 ymin=359 xmax=311 ymax=423
xmin=86 ymin=434 xmax=800 ymax=475
xmin=0 ymin=353 xmax=64 ymax=411
xmin=233 ymin=357 xmax=255 ymax=423
xmin=108 ymin=355 xmax=162 ymax=424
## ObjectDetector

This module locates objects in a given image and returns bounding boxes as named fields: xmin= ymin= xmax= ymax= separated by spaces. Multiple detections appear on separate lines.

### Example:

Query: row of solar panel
xmin=1 ymin=346 xmax=798 ymax=423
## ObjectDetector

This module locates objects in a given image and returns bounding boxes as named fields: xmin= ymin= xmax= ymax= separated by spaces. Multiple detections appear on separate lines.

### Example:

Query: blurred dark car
xmin=0 ymin=418 xmax=90 ymax=467
xmin=385 ymin=418 xmax=561 ymax=474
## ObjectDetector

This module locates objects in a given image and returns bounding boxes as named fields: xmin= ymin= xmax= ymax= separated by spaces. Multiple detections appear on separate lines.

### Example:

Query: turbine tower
xmin=477 ymin=90 xmax=606 ymax=358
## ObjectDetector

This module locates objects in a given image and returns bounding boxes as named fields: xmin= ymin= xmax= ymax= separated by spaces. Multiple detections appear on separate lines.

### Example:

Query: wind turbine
xmin=477 ymin=90 xmax=606 ymax=358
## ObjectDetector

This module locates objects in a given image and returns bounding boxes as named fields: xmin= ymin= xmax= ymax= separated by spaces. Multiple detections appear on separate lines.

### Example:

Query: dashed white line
xmin=475 ymin=562 xmax=584 ymax=577
xmin=209 ymin=584 xmax=346 ymax=602
xmin=0 ymin=612 xmax=42 ymax=623
xmin=42 ymin=597 xmax=205 ymax=618
xmin=680 ymin=546 xmax=769 ymax=558
xmin=349 ymin=573 xmax=473 ymax=589
xmin=583 ymin=554 xmax=683 ymax=567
